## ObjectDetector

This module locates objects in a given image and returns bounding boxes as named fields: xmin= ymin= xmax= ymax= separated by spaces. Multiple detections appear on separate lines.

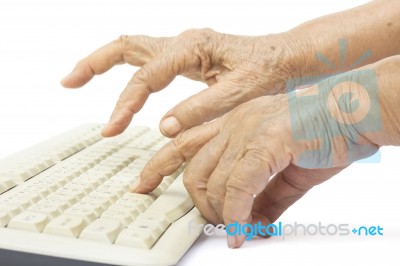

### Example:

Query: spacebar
xmin=145 ymin=174 xmax=194 ymax=223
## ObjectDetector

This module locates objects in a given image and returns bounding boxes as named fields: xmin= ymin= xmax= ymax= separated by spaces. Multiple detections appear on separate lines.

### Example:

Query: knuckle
xmin=116 ymin=35 xmax=130 ymax=50
xmin=179 ymin=28 xmax=197 ymax=37
xmin=195 ymin=28 xmax=216 ymax=39
xmin=135 ymin=66 xmax=151 ymax=82
xmin=226 ymin=176 xmax=249 ymax=195
xmin=129 ymin=67 xmax=153 ymax=92
xmin=225 ymin=167 xmax=266 ymax=196
xmin=281 ymin=172 xmax=311 ymax=192
xmin=170 ymin=133 xmax=188 ymax=160
xmin=205 ymin=189 xmax=221 ymax=206
xmin=115 ymin=35 xmax=130 ymax=58
xmin=117 ymin=35 xmax=160 ymax=65
xmin=178 ymin=28 xmax=216 ymax=45
xmin=244 ymin=148 xmax=274 ymax=175
xmin=243 ymin=151 xmax=265 ymax=169
xmin=143 ymin=157 xmax=157 ymax=172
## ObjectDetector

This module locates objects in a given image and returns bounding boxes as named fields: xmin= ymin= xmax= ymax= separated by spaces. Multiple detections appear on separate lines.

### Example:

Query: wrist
xmin=360 ymin=56 xmax=400 ymax=146
xmin=293 ymin=57 xmax=400 ymax=148
xmin=280 ymin=30 xmax=317 ymax=88
xmin=264 ymin=30 xmax=327 ymax=91
xmin=288 ymin=68 xmax=383 ymax=167
xmin=256 ymin=32 xmax=316 ymax=92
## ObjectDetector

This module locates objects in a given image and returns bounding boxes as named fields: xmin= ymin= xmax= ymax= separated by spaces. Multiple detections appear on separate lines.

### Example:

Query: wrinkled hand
xmin=61 ymin=29 xmax=299 ymax=137
xmin=133 ymin=70 xmax=381 ymax=248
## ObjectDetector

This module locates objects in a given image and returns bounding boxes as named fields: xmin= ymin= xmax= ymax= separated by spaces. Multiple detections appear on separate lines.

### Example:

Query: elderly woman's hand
xmin=133 ymin=55 xmax=400 ymax=247
xmin=61 ymin=29 xmax=305 ymax=137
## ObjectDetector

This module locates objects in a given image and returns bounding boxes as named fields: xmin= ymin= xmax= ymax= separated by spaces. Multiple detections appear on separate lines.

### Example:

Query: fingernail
xmin=161 ymin=116 xmax=182 ymax=136
xmin=130 ymin=179 xmax=140 ymax=192
xmin=227 ymin=235 xmax=237 ymax=249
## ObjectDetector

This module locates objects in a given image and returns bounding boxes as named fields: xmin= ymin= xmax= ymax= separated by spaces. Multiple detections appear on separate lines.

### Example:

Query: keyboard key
xmin=96 ymin=185 xmax=125 ymax=198
xmin=64 ymin=207 xmax=97 ymax=224
xmin=81 ymin=195 xmax=112 ymax=210
xmin=43 ymin=214 xmax=87 ymax=238
xmin=0 ymin=169 xmax=31 ymax=183
xmin=128 ymin=219 xmax=164 ymax=239
xmin=11 ymin=190 xmax=42 ymax=205
xmin=71 ymin=175 xmax=102 ymax=190
xmin=0 ymin=177 xmax=17 ymax=194
xmin=115 ymin=198 xmax=146 ymax=213
xmin=73 ymin=201 xmax=105 ymax=217
xmin=0 ymin=197 xmax=30 ymax=211
xmin=89 ymin=191 xmax=119 ymax=204
xmin=101 ymin=208 xmax=139 ymax=226
xmin=80 ymin=218 xmax=124 ymax=243
xmin=63 ymin=183 xmax=93 ymax=196
xmin=56 ymin=187 xmax=86 ymax=202
xmin=103 ymin=179 xmax=130 ymax=190
xmin=86 ymin=167 xmax=114 ymax=180
xmin=8 ymin=211 xmax=50 ymax=232
xmin=0 ymin=124 xmax=206 ymax=265
xmin=28 ymin=204 xmax=62 ymax=219
xmin=135 ymin=212 xmax=170 ymax=232
xmin=121 ymin=193 xmax=155 ymax=208
xmin=36 ymin=198 xmax=70 ymax=212
xmin=0 ymin=204 xmax=22 ymax=227
xmin=115 ymin=228 xmax=156 ymax=249
xmin=146 ymin=174 xmax=193 ymax=222
xmin=0 ymin=211 xmax=11 ymax=227
xmin=0 ymin=156 xmax=55 ymax=184
xmin=47 ymin=193 xmax=78 ymax=207
xmin=19 ymin=184 xmax=52 ymax=198
xmin=24 ymin=155 xmax=55 ymax=174
xmin=39 ymin=175 xmax=68 ymax=188
xmin=150 ymin=181 xmax=169 ymax=198
xmin=28 ymin=179 xmax=59 ymax=193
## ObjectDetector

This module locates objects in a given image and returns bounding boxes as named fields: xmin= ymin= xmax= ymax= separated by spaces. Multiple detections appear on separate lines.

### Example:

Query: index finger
xmin=132 ymin=121 xmax=220 ymax=193
xmin=61 ymin=35 xmax=171 ymax=88
xmin=101 ymin=46 xmax=203 ymax=136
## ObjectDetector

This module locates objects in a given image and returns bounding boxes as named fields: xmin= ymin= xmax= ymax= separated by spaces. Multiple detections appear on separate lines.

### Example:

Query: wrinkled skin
xmin=61 ymin=29 xmax=300 ymax=137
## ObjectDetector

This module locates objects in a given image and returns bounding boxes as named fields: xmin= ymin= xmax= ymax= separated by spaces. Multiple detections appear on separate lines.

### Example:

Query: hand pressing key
xmin=132 ymin=57 xmax=400 ymax=248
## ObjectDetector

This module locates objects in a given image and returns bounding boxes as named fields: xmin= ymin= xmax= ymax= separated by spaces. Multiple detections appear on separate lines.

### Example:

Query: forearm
xmin=286 ymin=0 xmax=400 ymax=84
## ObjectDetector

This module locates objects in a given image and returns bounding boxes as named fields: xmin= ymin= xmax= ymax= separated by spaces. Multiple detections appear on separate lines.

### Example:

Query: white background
xmin=0 ymin=0 xmax=399 ymax=265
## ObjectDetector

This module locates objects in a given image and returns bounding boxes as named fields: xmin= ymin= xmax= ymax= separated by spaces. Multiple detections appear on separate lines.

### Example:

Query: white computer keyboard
xmin=0 ymin=124 xmax=206 ymax=266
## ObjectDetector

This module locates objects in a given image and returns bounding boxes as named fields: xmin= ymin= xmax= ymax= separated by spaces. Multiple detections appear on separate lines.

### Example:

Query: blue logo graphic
xmin=286 ymin=39 xmax=382 ymax=167
xmin=189 ymin=220 xmax=384 ymax=240
xmin=351 ymin=225 xmax=383 ymax=236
